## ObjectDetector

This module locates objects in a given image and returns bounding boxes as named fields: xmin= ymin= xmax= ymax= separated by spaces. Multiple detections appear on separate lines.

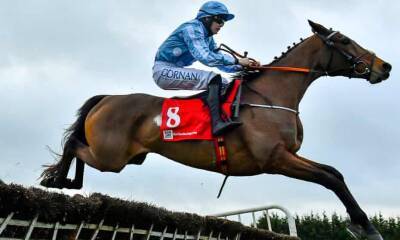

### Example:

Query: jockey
xmin=153 ymin=1 xmax=253 ymax=135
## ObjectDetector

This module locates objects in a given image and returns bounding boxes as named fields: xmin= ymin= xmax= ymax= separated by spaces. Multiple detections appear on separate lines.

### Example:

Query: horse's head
xmin=308 ymin=20 xmax=391 ymax=84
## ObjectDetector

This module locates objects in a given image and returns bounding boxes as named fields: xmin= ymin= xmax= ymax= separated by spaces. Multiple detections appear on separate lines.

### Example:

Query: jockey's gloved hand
xmin=250 ymin=60 xmax=261 ymax=67
xmin=238 ymin=57 xmax=251 ymax=67
xmin=238 ymin=58 xmax=261 ymax=68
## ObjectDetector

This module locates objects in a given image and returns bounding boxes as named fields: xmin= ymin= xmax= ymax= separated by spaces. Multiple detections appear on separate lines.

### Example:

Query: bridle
xmin=314 ymin=31 xmax=376 ymax=79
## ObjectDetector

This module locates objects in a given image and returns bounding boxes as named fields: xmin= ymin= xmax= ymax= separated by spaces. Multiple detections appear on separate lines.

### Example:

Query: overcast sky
xmin=0 ymin=0 xmax=399 ymax=222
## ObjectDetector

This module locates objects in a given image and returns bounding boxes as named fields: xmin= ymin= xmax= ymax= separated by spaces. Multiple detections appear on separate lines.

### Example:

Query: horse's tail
xmin=40 ymin=95 xmax=108 ymax=189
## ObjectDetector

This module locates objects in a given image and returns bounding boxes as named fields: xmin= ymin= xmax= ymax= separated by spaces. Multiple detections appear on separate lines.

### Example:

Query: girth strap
xmin=214 ymin=137 xmax=228 ymax=174
xmin=213 ymin=137 xmax=229 ymax=198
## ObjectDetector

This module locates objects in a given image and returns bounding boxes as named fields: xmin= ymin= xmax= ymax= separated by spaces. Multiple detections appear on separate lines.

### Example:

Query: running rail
xmin=211 ymin=205 xmax=298 ymax=237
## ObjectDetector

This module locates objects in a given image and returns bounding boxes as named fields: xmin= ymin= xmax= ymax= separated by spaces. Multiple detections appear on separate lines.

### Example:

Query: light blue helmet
xmin=196 ymin=1 xmax=235 ymax=21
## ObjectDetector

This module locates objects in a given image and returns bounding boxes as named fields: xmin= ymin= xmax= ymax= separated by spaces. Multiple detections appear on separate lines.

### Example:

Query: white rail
xmin=0 ymin=212 xmax=240 ymax=240
xmin=212 ymin=205 xmax=297 ymax=237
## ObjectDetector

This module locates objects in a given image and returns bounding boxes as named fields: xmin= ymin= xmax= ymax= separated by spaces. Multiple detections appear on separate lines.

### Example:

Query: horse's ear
xmin=308 ymin=20 xmax=331 ymax=36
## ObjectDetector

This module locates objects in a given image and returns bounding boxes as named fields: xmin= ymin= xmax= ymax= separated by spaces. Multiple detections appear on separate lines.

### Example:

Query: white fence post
xmin=211 ymin=205 xmax=297 ymax=237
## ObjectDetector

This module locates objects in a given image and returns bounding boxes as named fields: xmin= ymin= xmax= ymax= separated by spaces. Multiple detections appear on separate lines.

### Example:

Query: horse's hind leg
xmin=40 ymin=137 xmax=84 ymax=189
xmin=266 ymin=146 xmax=382 ymax=240
xmin=74 ymin=142 xmax=127 ymax=173
xmin=62 ymin=158 xmax=84 ymax=189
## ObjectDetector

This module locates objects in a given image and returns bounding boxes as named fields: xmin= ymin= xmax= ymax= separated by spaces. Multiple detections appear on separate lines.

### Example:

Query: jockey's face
xmin=210 ymin=15 xmax=225 ymax=35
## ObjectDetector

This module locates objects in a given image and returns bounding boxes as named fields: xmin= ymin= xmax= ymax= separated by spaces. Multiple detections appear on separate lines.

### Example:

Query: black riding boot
xmin=207 ymin=75 xmax=242 ymax=136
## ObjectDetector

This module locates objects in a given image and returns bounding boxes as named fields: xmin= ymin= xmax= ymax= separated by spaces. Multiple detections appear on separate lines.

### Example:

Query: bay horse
xmin=40 ymin=21 xmax=391 ymax=240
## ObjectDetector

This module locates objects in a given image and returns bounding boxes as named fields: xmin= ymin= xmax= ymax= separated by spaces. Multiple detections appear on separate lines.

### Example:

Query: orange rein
xmin=247 ymin=65 xmax=312 ymax=73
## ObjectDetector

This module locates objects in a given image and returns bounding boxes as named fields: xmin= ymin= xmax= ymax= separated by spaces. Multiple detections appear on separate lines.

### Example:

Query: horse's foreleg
xmin=267 ymin=146 xmax=382 ymax=240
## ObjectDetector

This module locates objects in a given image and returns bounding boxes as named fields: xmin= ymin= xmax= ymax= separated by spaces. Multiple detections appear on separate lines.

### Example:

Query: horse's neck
xmin=250 ymin=36 xmax=324 ymax=109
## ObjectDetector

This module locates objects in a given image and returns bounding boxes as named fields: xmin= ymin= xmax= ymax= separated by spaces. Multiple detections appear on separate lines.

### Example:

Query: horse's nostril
xmin=383 ymin=72 xmax=390 ymax=79
xmin=382 ymin=62 xmax=392 ymax=72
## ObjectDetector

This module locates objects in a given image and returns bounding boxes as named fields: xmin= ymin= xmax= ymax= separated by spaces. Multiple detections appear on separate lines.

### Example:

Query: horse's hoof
xmin=40 ymin=177 xmax=63 ymax=189
xmin=366 ymin=233 xmax=384 ymax=240
xmin=346 ymin=223 xmax=363 ymax=239
xmin=63 ymin=179 xmax=82 ymax=190
xmin=347 ymin=223 xmax=384 ymax=240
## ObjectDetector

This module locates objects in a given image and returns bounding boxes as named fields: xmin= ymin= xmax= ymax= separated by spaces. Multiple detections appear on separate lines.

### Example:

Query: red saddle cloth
xmin=160 ymin=80 xmax=241 ymax=141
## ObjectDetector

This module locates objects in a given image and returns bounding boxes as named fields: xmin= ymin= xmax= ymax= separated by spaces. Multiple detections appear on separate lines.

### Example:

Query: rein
xmin=248 ymin=66 xmax=312 ymax=73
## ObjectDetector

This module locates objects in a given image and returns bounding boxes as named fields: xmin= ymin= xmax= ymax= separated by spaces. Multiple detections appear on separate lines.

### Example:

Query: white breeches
xmin=152 ymin=61 xmax=229 ymax=90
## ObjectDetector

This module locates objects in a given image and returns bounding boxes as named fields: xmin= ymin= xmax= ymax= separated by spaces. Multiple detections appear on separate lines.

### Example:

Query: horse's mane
xmin=231 ymin=36 xmax=310 ymax=81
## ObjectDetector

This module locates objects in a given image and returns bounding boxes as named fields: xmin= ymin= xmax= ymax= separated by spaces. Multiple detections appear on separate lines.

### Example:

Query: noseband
xmin=316 ymin=31 xmax=376 ymax=78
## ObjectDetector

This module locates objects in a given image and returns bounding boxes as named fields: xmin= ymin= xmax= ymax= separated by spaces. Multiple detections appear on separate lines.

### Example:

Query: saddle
xmin=160 ymin=80 xmax=242 ymax=141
